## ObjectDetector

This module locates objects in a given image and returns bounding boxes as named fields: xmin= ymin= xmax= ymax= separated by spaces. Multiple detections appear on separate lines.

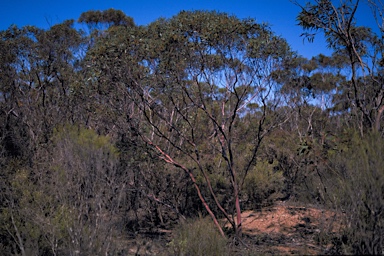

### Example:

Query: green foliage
xmin=53 ymin=124 xmax=118 ymax=157
xmin=0 ymin=125 xmax=123 ymax=255
xmin=168 ymin=217 xmax=228 ymax=256
xmin=297 ymin=0 xmax=384 ymax=132
xmin=243 ymin=161 xmax=284 ymax=208
xmin=1 ymin=4 xmax=383 ymax=254
xmin=326 ymin=132 xmax=384 ymax=254
xmin=49 ymin=126 xmax=121 ymax=254
xmin=0 ymin=166 xmax=74 ymax=255
xmin=78 ymin=8 xmax=134 ymax=29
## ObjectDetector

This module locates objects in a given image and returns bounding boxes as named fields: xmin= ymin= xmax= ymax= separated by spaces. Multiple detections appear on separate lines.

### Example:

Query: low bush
xmin=326 ymin=132 xmax=384 ymax=255
xmin=243 ymin=160 xmax=284 ymax=208
xmin=168 ymin=217 xmax=228 ymax=256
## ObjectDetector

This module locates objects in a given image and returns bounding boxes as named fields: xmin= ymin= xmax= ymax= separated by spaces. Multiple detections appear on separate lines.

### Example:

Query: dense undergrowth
xmin=1 ymin=1 xmax=383 ymax=254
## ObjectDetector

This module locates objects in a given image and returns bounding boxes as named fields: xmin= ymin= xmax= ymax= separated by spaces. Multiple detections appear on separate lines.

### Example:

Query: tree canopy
xmin=0 ymin=3 xmax=383 ymax=255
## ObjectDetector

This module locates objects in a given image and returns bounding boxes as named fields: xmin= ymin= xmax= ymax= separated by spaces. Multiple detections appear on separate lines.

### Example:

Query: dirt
xmin=228 ymin=202 xmax=343 ymax=255
xmin=122 ymin=202 xmax=344 ymax=255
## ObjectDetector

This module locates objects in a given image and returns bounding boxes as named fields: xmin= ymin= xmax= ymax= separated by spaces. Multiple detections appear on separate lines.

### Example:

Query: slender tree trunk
xmin=234 ymin=184 xmax=242 ymax=238
xmin=192 ymin=180 xmax=226 ymax=238
xmin=10 ymin=213 xmax=26 ymax=256
xmin=149 ymin=142 xmax=226 ymax=238
xmin=374 ymin=105 xmax=384 ymax=132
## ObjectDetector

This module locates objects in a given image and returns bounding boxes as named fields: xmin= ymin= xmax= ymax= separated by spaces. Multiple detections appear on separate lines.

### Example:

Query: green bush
xmin=327 ymin=132 xmax=384 ymax=255
xmin=168 ymin=217 xmax=228 ymax=256
xmin=243 ymin=160 xmax=284 ymax=208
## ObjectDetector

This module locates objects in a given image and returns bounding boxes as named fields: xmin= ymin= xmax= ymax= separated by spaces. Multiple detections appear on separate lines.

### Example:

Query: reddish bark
xmin=146 ymin=140 xmax=226 ymax=238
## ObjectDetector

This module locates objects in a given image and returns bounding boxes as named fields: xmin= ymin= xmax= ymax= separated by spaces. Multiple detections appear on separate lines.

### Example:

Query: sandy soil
xmin=123 ymin=202 xmax=344 ymax=255
xmin=229 ymin=202 xmax=343 ymax=254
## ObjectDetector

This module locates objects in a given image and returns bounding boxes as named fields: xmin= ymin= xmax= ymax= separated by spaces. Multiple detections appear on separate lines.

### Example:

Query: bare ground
xmin=228 ymin=202 xmax=343 ymax=255
xmin=120 ymin=202 xmax=343 ymax=255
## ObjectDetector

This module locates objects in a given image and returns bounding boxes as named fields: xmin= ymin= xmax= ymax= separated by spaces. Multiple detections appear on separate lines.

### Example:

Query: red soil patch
xmin=226 ymin=202 xmax=343 ymax=254
xmin=240 ymin=204 xmax=342 ymax=235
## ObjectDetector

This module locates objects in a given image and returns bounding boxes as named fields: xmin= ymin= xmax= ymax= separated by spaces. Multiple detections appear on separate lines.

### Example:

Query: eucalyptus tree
xmin=296 ymin=0 xmax=384 ymax=134
xmin=0 ymin=21 xmax=85 ymax=255
xmin=268 ymin=53 xmax=346 ymax=203
xmin=296 ymin=1 xmax=384 ymax=253
xmin=78 ymin=8 xmax=134 ymax=32
xmin=127 ymin=11 xmax=292 ymax=238
xmin=80 ymin=12 xmax=190 ymax=230
xmin=0 ymin=20 xmax=83 ymax=156
xmin=83 ymin=9 xmax=292 ymax=239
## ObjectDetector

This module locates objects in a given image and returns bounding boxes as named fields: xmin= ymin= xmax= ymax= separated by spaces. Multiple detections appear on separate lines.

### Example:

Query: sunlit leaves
xmin=78 ymin=8 xmax=134 ymax=30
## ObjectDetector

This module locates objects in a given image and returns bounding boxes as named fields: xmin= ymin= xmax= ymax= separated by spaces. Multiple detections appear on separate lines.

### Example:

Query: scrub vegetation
xmin=0 ymin=1 xmax=383 ymax=254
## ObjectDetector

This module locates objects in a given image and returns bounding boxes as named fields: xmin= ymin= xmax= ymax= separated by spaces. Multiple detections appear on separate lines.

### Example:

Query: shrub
xmin=327 ymin=132 xmax=384 ymax=255
xmin=168 ymin=217 xmax=228 ymax=256
xmin=243 ymin=160 xmax=284 ymax=208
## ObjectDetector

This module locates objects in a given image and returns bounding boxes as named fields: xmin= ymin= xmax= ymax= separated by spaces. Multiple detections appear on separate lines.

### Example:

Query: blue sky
xmin=0 ymin=0 xmax=377 ymax=58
